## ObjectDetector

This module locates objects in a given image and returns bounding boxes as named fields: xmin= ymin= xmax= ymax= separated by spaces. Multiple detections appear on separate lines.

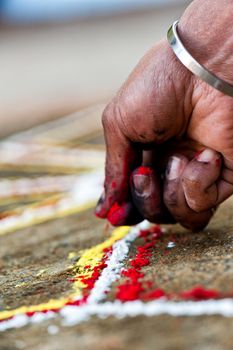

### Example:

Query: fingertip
xmin=182 ymin=148 xmax=222 ymax=212
xmin=195 ymin=148 xmax=221 ymax=166
xmin=131 ymin=166 xmax=167 ymax=222
xmin=107 ymin=202 xmax=126 ymax=226
xmin=106 ymin=202 xmax=142 ymax=226
xmin=132 ymin=166 xmax=153 ymax=197
xmin=95 ymin=191 xmax=107 ymax=218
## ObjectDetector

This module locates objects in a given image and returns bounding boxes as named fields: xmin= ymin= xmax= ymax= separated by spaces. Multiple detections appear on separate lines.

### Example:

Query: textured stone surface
xmin=0 ymin=199 xmax=233 ymax=349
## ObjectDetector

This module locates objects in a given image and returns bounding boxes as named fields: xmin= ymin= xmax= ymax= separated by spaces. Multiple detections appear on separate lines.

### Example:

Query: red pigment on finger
xmin=194 ymin=149 xmax=204 ymax=159
xmin=107 ymin=202 xmax=122 ymax=217
xmin=215 ymin=158 xmax=221 ymax=167
xmin=111 ymin=181 xmax=117 ymax=189
xmin=135 ymin=166 xmax=153 ymax=176
xmin=107 ymin=202 xmax=127 ymax=226
xmin=180 ymin=286 xmax=220 ymax=301
xmin=95 ymin=207 xmax=107 ymax=219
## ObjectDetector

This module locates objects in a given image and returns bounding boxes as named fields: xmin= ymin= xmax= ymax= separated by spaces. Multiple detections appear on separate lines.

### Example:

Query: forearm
xmin=178 ymin=0 xmax=233 ymax=84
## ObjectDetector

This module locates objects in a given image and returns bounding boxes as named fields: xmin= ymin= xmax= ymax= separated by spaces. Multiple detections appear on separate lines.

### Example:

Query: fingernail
xmin=95 ymin=191 xmax=106 ymax=218
xmin=166 ymin=157 xmax=183 ymax=180
xmin=196 ymin=149 xmax=215 ymax=163
xmin=133 ymin=174 xmax=151 ymax=196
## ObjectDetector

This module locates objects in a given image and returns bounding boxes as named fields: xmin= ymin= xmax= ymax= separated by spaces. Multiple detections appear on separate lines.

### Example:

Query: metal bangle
xmin=167 ymin=20 xmax=233 ymax=98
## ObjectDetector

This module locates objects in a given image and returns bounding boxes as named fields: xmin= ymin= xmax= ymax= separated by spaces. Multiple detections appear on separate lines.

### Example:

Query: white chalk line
xmin=87 ymin=220 xmax=149 ymax=304
xmin=1 ymin=299 xmax=233 ymax=331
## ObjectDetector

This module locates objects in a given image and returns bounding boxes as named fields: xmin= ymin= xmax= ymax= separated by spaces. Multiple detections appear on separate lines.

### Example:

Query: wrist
xmin=179 ymin=0 xmax=233 ymax=85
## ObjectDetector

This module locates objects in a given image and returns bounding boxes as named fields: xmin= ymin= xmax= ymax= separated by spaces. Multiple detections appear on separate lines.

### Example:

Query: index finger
xmin=95 ymin=105 xmax=139 ymax=222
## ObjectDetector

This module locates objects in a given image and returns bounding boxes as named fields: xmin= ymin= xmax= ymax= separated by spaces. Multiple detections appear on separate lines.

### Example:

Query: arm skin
xmin=95 ymin=0 xmax=233 ymax=230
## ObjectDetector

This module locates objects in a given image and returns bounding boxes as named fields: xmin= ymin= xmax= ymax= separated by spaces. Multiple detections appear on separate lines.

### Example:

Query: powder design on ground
xmin=0 ymin=221 xmax=232 ymax=332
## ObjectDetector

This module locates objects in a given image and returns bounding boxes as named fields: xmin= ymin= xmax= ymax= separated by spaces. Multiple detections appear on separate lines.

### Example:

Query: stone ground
xmin=0 ymin=200 xmax=233 ymax=350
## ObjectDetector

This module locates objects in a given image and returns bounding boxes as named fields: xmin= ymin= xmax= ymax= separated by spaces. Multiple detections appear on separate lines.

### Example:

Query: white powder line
xmin=60 ymin=299 xmax=233 ymax=326
xmin=87 ymin=220 xmax=151 ymax=304
xmin=1 ymin=299 xmax=233 ymax=332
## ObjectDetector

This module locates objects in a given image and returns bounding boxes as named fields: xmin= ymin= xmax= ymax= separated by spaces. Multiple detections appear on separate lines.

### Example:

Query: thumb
xmin=95 ymin=106 xmax=139 ymax=223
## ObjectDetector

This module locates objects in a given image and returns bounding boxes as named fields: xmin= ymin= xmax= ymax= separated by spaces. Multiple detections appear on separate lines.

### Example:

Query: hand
xmin=95 ymin=0 xmax=233 ymax=230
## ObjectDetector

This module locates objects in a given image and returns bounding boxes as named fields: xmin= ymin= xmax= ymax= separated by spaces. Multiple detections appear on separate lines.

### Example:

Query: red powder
xmin=103 ymin=247 xmax=113 ymax=254
xmin=122 ymin=268 xmax=144 ymax=282
xmin=180 ymin=286 xmax=220 ymax=301
xmin=116 ymin=283 xmax=144 ymax=301
xmin=143 ymin=289 xmax=166 ymax=301
xmin=116 ymin=225 xmax=162 ymax=302
xmin=140 ymin=226 xmax=162 ymax=239
xmin=26 ymin=311 xmax=36 ymax=317
xmin=130 ymin=257 xmax=150 ymax=269
xmin=135 ymin=166 xmax=153 ymax=176
xmin=66 ymin=296 xmax=88 ymax=307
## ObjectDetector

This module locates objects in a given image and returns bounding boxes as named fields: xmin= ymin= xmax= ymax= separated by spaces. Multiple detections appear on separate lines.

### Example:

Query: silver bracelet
xmin=167 ymin=20 xmax=233 ymax=98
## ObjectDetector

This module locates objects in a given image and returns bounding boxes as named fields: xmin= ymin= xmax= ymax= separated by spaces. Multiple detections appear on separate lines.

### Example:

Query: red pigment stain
xmin=111 ymin=181 xmax=117 ymax=189
xmin=139 ymin=225 xmax=162 ymax=239
xmin=95 ymin=210 xmax=104 ymax=219
xmin=215 ymin=158 xmax=221 ymax=167
xmin=107 ymin=202 xmax=127 ymax=226
xmin=116 ymin=225 xmax=165 ymax=302
xmin=194 ymin=149 xmax=204 ymax=160
xmin=143 ymin=289 xmax=166 ymax=301
xmin=116 ymin=283 xmax=144 ymax=301
xmin=180 ymin=286 xmax=220 ymax=301
xmin=116 ymin=225 xmax=224 ymax=303
xmin=107 ymin=202 xmax=121 ymax=216
xmin=135 ymin=166 xmax=153 ymax=176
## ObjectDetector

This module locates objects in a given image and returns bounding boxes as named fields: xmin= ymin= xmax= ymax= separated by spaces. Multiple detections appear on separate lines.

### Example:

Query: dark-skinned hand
xmin=95 ymin=0 xmax=233 ymax=231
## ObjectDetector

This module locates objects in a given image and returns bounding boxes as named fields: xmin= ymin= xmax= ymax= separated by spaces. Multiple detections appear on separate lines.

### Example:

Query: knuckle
xmin=188 ymin=201 xmax=204 ymax=213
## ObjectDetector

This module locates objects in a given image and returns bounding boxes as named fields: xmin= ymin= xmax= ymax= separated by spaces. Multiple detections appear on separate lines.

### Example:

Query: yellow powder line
xmin=71 ymin=226 xmax=130 ymax=293
xmin=0 ymin=226 xmax=130 ymax=322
